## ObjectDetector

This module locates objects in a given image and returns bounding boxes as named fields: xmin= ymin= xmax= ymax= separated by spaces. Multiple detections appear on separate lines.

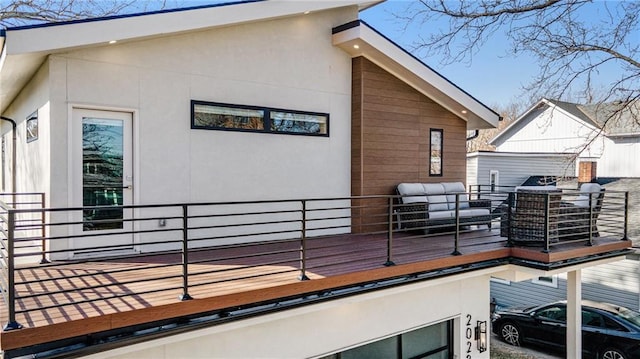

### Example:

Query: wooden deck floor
xmin=0 ymin=229 xmax=632 ymax=351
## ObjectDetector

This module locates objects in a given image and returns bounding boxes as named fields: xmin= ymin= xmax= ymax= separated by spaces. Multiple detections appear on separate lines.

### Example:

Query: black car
xmin=492 ymin=300 xmax=640 ymax=359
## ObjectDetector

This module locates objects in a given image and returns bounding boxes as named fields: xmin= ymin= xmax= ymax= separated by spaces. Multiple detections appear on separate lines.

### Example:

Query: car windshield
xmin=618 ymin=307 xmax=640 ymax=327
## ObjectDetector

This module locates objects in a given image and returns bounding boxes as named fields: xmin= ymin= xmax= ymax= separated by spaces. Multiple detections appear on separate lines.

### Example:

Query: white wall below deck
xmin=83 ymin=274 xmax=492 ymax=359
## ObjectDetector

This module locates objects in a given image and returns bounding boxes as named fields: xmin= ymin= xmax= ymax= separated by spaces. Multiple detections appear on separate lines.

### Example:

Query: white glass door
xmin=72 ymin=109 xmax=134 ymax=255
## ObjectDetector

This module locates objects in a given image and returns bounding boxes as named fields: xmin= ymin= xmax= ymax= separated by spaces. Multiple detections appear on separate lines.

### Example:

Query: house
xmin=490 ymin=177 xmax=640 ymax=316
xmin=0 ymin=1 xmax=631 ymax=358
xmin=467 ymin=151 xmax=575 ymax=191
xmin=490 ymin=98 xmax=640 ymax=179
xmin=483 ymin=98 xmax=640 ymax=315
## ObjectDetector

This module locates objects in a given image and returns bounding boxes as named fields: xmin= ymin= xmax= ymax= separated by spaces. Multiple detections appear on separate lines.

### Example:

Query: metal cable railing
xmin=0 ymin=190 xmax=629 ymax=331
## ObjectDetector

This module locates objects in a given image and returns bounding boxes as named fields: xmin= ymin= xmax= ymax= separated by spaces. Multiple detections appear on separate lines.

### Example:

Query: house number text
xmin=466 ymin=314 xmax=473 ymax=358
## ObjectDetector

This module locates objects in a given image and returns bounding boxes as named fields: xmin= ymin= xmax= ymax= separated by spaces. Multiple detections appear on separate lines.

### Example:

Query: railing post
xmin=4 ymin=209 xmax=22 ymax=330
xmin=451 ymin=194 xmax=462 ymax=256
xmin=298 ymin=200 xmax=310 ymax=281
xmin=623 ymin=191 xmax=629 ymax=241
xmin=542 ymin=193 xmax=550 ymax=253
xmin=179 ymin=204 xmax=192 ymax=301
xmin=506 ymin=192 xmax=514 ymax=247
xmin=385 ymin=196 xmax=395 ymax=266
xmin=40 ymin=193 xmax=49 ymax=264
xmin=587 ymin=194 xmax=594 ymax=246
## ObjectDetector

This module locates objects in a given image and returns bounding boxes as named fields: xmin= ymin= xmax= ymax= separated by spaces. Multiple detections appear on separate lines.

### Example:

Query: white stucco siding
xmin=1 ymin=61 xmax=51 ymax=197
xmin=49 ymin=7 xmax=356 ymax=208
xmin=83 ymin=274 xmax=492 ymax=359
xmin=496 ymin=106 xmax=600 ymax=155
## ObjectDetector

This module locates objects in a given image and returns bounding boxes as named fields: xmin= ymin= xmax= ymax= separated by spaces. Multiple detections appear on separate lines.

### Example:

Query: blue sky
xmin=128 ymin=0 xmax=632 ymax=110
xmin=133 ymin=0 xmax=536 ymax=108
xmin=360 ymin=1 xmax=540 ymax=109
xmin=359 ymin=1 xmax=634 ymax=110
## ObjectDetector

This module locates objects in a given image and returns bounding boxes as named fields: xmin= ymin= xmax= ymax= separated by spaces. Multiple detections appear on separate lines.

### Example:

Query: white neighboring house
xmin=467 ymin=151 xmax=575 ymax=191
xmin=490 ymin=98 xmax=640 ymax=178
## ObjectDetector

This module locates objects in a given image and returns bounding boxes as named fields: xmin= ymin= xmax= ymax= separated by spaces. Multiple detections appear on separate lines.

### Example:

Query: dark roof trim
xmin=332 ymin=20 xmax=501 ymax=119
xmin=331 ymin=19 xmax=360 ymax=34
xmin=510 ymin=249 xmax=633 ymax=271
xmin=4 ymin=0 xmax=263 ymax=31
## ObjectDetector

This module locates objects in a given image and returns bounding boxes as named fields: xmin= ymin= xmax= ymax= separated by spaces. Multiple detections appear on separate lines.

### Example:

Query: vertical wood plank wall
xmin=351 ymin=57 xmax=467 ymax=198
xmin=351 ymin=57 xmax=467 ymax=232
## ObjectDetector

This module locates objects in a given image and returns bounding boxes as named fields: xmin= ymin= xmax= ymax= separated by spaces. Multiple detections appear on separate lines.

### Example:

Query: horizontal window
xmin=192 ymin=101 xmax=329 ymax=136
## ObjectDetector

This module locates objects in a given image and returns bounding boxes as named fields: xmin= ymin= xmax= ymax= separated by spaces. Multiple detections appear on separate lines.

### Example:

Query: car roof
xmin=539 ymin=300 xmax=633 ymax=314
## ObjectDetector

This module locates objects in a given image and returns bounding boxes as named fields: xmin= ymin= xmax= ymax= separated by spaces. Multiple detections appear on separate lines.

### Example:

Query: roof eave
xmin=488 ymin=98 xmax=550 ymax=145
xmin=332 ymin=21 xmax=500 ymax=130
xmin=0 ymin=0 xmax=376 ymax=114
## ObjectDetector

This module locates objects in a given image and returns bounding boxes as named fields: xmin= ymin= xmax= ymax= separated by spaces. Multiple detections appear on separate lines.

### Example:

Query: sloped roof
xmin=332 ymin=20 xmax=500 ymax=129
xmin=577 ymin=101 xmax=640 ymax=137
xmin=0 ymin=0 xmax=381 ymax=113
xmin=545 ymin=99 xmax=599 ymax=129
xmin=491 ymin=98 xmax=640 ymax=145
xmin=0 ymin=0 xmax=500 ymax=129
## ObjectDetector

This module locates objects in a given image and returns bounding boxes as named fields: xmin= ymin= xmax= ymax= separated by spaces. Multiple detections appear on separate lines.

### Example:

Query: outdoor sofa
xmin=396 ymin=182 xmax=492 ymax=233
xmin=558 ymin=183 xmax=605 ymax=239
xmin=500 ymin=183 xmax=605 ymax=244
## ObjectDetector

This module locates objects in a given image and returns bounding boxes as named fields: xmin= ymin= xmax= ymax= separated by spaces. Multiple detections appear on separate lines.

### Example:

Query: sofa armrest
xmin=469 ymin=198 xmax=491 ymax=209
xmin=396 ymin=202 xmax=428 ymax=229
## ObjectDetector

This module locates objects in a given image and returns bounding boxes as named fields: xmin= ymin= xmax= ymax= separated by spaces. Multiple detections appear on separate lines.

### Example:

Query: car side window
xmin=536 ymin=306 xmax=566 ymax=321
xmin=603 ymin=316 xmax=628 ymax=332
xmin=582 ymin=310 xmax=604 ymax=328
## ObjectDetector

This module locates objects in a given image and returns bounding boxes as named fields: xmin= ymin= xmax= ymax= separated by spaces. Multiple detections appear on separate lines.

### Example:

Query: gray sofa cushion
xmin=397 ymin=183 xmax=428 ymax=204
xmin=428 ymin=210 xmax=454 ymax=220
xmin=573 ymin=183 xmax=602 ymax=208
xmin=459 ymin=208 xmax=490 ymax=218
xmin=442 ymin=182 xmax=470 ymax=210
xmin=423 ymin=183 xmax=448 ymax=212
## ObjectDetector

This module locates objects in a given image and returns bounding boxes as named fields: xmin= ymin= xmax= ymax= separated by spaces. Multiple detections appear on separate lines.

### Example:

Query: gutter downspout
xmin=1 ymin=116 xmax=17 ymax=205
xmin=466 ymin=129 xmax=479 ymax=141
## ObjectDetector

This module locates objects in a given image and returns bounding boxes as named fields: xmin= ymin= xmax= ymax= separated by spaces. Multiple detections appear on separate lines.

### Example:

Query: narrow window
xmin=192 ymin=102 xmax=265 ymax=131
xmin=191 ymin=100 xmax=329 ymax=136
xmin=490 ymin=170 xmax=499 ymax=192
xmin=429 ymin=129 xmax=443 ymax=176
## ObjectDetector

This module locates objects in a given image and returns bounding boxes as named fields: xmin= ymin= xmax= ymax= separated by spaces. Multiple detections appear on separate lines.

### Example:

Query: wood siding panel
xmin=351 ymin=57 xmax=467 ymax=200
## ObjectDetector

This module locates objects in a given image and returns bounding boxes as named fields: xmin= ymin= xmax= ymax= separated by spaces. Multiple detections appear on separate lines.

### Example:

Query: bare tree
xmin=400 ymin=0 xmax=639 ymax=121
xmin=467 ymin=101 xmax=523 ymax=152
xmin=0 ymin=0 xmax=172 ymax=28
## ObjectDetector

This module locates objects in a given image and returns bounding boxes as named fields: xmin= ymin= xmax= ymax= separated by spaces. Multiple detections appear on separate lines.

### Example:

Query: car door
xmin=527 ymin=304 xmax=567 ymax=347
xmin=582 ymin=308 xmax=607 ymax=358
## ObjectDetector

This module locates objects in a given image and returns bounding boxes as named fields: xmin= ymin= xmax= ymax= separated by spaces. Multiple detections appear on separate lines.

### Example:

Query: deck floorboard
xmin=0 ymin=229 xmax=631 ymax=351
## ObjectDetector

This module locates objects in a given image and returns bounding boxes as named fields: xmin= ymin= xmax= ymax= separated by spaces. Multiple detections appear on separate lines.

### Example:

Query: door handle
xmin=122 ymin=185 xmax=132 ymax=190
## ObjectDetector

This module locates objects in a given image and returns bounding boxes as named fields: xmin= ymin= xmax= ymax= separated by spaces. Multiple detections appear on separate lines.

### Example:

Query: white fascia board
xmin=0 ymin=0 xmax=373 ymax=113
xmin=488 ymin=98 xmax=547 ymax=145
xmin=5 ymin=1 xmax=368 ymax=55
xmin=333 ymin=23 xmax=500 ymax=130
